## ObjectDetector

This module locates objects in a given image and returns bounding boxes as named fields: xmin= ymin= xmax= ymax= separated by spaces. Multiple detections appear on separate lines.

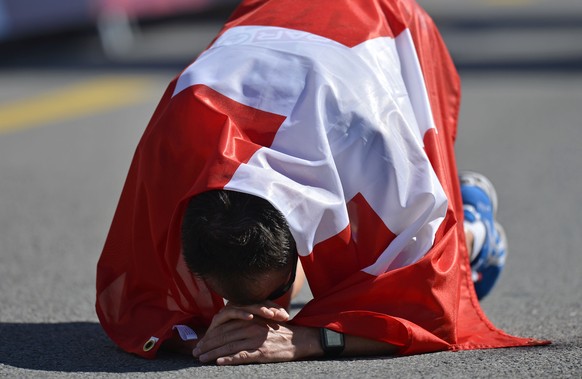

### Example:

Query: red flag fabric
xmin=96 ymin=0 xmax=549 ymax=359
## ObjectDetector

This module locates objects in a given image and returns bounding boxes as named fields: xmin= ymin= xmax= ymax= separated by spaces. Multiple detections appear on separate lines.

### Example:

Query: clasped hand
xmin=193 ymin=301 xmax=304 ymax=365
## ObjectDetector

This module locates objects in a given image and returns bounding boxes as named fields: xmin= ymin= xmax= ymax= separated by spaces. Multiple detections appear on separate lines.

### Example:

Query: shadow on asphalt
xmin=0 ymin=304 xmax=308 ymax=373
xmin=0 ymin=322 xmax=198 ymax=373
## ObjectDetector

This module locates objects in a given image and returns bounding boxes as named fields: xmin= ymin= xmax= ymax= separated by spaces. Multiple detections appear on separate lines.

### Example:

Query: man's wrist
xmin=292 ymin=325 xmax=325 ymax=359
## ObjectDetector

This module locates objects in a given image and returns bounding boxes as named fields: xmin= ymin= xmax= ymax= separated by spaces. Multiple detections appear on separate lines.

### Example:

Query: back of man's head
xmin=181 ymin=190 xmax=296 ymax=303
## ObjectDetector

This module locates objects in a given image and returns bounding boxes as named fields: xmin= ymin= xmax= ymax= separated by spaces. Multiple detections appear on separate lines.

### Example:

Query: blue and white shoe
xmin=460 ymin=171 xmax=507 ymax=300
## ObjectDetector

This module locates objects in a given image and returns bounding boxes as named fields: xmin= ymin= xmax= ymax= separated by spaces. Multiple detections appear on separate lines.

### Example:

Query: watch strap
xmin=320 ymin=328 xmax=345 ymax=357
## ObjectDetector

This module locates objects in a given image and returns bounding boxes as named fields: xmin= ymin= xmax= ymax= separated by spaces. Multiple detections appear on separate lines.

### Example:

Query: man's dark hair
xmin=181 ymin=190 xmax=296 ymax=301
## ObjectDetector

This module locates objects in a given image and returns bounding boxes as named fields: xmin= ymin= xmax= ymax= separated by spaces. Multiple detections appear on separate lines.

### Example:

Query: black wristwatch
xmin=320 ymin=328 xmax=345 ymax=357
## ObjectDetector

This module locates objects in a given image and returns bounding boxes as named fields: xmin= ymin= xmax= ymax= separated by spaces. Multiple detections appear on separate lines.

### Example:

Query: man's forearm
xmin=294 ymin=325 xmax=398 ymax=359
xmin=344 ymin=333 xmax=399 ymax=356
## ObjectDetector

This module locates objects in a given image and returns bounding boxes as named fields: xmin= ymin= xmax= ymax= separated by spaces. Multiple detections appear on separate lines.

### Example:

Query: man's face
xmin=205 ymin=256 xmax=297 ymax=305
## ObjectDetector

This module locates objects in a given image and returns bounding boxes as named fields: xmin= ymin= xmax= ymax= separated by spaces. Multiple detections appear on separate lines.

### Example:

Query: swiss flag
xmin=96 ymin=0 xmax=549 ymax=359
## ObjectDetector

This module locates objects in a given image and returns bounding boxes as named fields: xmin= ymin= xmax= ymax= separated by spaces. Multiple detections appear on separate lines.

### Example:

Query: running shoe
xmin=460 ymin=171 xmax=507 ymax=300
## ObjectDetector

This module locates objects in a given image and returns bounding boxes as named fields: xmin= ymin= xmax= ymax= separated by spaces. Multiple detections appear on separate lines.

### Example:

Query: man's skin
xmin=162 ymin=230 xmax=476 ymax=365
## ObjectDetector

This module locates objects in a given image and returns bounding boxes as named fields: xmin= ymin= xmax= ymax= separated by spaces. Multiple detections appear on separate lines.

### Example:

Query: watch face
xmin=325 ymin=329 xmax=344 ymax=347
xmin=321 ymin=328 xmax=344 ymax=357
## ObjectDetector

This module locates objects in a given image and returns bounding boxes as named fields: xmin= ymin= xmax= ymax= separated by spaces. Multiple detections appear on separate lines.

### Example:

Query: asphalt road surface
xmin=1 ymin=1 xmax=581 ymax=377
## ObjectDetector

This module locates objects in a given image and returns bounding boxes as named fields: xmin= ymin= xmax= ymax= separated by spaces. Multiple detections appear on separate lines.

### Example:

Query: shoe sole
xmin=492 ymin=221 xmax=508 ymax=266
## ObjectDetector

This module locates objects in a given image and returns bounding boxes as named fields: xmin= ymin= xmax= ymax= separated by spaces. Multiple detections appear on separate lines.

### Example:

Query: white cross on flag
xmin=96 ymin=0 xmax=549 ymax=359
